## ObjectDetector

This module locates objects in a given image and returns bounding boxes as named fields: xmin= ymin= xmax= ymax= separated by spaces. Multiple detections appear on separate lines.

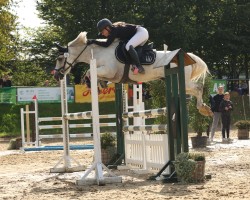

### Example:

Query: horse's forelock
xmin=68 ymin=32 xmax=87 ymax=46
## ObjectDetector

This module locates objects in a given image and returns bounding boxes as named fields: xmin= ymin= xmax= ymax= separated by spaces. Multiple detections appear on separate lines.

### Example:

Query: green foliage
xmin=11 ymin=62 xmax=52 ymax=86
xmin=174 ymin=152 xmax=206 ymax=183
xmin=148 ymin=80 xmax=167 ymax=125
xmin=0 ymin=0 xmax=17 ymax=75
xmin=0 ymin=113 xmax=18 ymax=135
xmin=100 ymin=132 xmax=116 ymax=150
xmin=174 ymin=152 xmax=196 ymax=183
xmin=234 ymin=120 xmax=250 ymax=129
xmin=188 ymin=152 xmax=205 ymax=162
xmin=188 ymin=76 xmax=213 ymax=136
xmin=230 ymin=95 xmax=250 ymax=122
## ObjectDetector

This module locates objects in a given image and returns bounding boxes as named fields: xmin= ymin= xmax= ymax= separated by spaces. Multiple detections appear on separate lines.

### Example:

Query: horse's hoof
xmin=199 ymin=105 xmax=213 ymax=117
xmin=138 ymin=68 xmax=145 ymax=74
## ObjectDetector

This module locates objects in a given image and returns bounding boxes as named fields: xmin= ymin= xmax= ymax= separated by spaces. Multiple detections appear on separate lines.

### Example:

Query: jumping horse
xmin=54 ymin=32 xmax=212 ymax=116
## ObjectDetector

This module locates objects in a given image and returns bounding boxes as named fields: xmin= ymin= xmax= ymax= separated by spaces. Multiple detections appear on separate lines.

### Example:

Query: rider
xmin=87 ymin=18 xmax=149 ymax=74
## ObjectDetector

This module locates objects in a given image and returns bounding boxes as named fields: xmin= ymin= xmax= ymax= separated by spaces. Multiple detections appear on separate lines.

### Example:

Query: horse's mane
xmin=68 ymin=32 xmax=88 ymax=46
xmin=68 ymin=31 xmax=119 ymax=47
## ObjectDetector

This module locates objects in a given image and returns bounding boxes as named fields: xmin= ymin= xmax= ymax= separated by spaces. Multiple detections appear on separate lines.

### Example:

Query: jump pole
xmin=76 ymin=52 xmax=122 ymax=186
xmin=50 ymin=75 xmax=86 ymax=173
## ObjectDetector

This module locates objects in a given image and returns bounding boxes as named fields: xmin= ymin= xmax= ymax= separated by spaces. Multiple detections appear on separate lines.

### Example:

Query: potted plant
xmin=234 ymin=120 xmax=250 ymax=139
xmin=188 ymin=152 xmax=206 ymax=182
xmin=100 ymin=132 xmax=116 ymax=165
xmin=174 ymin=152 xmax=206 ymax=183
xmin=188 ymin=77 xmax=212 ymax=148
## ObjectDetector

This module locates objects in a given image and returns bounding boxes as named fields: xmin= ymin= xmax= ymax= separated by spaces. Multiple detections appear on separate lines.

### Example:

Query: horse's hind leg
xmin=185 ymin=81 xmax=212 ymax=116
xmin=186 ymin=81 xmax=204 ymax=109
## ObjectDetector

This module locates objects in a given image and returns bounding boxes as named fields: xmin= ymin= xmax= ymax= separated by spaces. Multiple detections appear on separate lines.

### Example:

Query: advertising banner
xmin=17 ymin=87 xmax=74 ymax=103
xmin=75 ymin=83 xmax=118 ymax=103
xmin=210 ymin=80 xmax=227 ymax=96
xmin=0 ymin=88 xmax=17 ymax=104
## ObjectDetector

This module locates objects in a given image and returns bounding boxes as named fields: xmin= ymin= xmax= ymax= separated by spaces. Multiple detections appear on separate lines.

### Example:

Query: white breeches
xmin=125 ymin=26 xmax=149 ymax=51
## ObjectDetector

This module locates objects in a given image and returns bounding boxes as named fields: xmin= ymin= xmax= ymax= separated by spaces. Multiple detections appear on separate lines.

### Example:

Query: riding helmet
xmin=97 ymin=18 xmax=112 ymax=32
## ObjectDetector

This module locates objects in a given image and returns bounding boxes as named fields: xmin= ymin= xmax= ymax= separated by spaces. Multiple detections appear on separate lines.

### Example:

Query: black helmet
xmin=97 ymin=18 xmax=112 ymax=32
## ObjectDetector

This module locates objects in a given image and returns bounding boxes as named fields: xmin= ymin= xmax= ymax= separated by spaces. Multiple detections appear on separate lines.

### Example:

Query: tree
xmin=11 ymin=61 xmax=52 ymax=86
xmin=0 ymin=0 xmax=17 ymax=75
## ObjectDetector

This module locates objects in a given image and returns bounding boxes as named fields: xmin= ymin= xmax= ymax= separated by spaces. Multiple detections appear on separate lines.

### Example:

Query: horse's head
xmin=54 ymin=44 xmax=70 ymax=81
xmin=54 ymin=32 xmax=88 ymax=81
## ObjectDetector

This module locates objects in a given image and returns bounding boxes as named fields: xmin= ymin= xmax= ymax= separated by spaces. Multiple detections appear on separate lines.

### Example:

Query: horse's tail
xmin=187 ymin=53 xmax=210 ymax=84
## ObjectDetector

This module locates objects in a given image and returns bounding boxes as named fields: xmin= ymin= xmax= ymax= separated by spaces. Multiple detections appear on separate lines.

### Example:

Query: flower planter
xmin=101 ymin=147 xmax=116 ymax=165
xmin=191 ymin=136 xmax=208 ymax=148
xmin=237 ymin=129 xmax=249 ymax=139
xmin=192 ymin=160 xmax=205 ymax=182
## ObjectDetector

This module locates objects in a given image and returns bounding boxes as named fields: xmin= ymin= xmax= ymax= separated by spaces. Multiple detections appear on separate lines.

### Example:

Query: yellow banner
xmin=75 ymin=84 xmax=116 ymax=103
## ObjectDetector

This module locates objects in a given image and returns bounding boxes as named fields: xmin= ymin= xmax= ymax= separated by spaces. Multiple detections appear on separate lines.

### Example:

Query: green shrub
xmin=174 ymin=152 xmax=196 ymax=183
xmin=188 ymin=152 xmax=205 ymax=161
xmin=234 ymin=120 xmax=250 ymax=129
xmin=0 ymin=113 xmax=18 ymax=135
xmin=101 ymin=132 xmax=116 ymax=149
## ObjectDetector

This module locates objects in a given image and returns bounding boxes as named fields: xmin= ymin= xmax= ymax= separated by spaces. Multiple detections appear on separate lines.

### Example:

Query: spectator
xmin=0 ymin=77 xmax=3 ymax=88
xmin=44 ymin=80 xmax=49 ymax=86
xmin=2 ymin=75 xmax=12 ymax=87
xmin=210 ymin=86 xmax=224 ymax=142
xmin=241 ymin=81 xmax=248 ymax=95
xmin=219 ymin=92 xmax=233 ymax=142
xmin=143 ymin=89 xmax=151 ymax=100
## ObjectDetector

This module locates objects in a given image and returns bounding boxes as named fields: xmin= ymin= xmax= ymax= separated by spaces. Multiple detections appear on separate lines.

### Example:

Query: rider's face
xmin=101 ymin=27 xmax=110 ymax=37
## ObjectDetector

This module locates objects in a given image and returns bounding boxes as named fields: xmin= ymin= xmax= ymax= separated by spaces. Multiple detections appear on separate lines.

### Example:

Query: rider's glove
xmin=87 ymin=39 xmax=95 ymax=45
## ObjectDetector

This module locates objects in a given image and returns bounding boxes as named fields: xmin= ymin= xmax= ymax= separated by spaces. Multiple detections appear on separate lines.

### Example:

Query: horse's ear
xmin=54 ymin=42 xmax=68 ymax=53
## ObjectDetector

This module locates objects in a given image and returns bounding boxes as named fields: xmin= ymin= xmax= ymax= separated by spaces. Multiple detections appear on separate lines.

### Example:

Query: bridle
xmin=55 ymin=44 xmax=88 ymax=75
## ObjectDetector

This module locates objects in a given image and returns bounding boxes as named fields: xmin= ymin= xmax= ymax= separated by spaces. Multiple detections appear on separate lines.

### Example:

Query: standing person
xmin=44 ymin=80 xmax=49 ymax=86
xmin=0 ymin=76 xmax=3 ymax=88
xmin=210 ymin=86 xmax=224 ymax=142
xmin=87 ymin=18 xmax=149 ymax=74
xmin=219 ymin=92 xmax=233 ymax=142
xmin=2 ymin=75 xmax=12 ymax=87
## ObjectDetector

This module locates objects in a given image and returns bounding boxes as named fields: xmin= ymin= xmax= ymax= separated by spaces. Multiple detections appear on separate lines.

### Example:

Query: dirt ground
xmin=0 ymin=131 xmax=249 ymax=200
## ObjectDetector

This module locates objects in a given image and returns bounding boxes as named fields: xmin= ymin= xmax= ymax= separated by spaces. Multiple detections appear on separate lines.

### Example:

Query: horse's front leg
xmin=186 ymin=81 xmax=204 ymax=109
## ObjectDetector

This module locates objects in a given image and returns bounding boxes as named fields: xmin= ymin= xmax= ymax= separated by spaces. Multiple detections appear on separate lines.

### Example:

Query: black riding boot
xmin=128 ymin=45 xmax=145 ymax=74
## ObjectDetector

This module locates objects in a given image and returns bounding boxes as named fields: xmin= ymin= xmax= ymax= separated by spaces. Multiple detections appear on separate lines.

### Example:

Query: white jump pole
xmin=34 ymin=98 xmax=39 ymax=147
xmin=76 ymin=51 xmax=122 ymax=186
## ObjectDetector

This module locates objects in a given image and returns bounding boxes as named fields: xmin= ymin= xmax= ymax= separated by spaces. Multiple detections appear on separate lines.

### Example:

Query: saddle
xmin=115 ymin=41 xmax=156 ymax=65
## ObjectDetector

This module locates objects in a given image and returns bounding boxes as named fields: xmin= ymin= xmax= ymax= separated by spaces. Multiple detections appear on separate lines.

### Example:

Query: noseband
xmin=55 ymin=44 xmax=88 ymax=75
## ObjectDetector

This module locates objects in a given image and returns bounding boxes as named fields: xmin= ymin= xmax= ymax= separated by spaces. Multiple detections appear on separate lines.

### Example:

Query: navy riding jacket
xmin=93 ymin=24 xmax=138 ymax=47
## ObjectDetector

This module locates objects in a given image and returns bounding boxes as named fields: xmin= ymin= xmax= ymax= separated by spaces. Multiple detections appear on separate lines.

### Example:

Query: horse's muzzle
xmin=54 ymin=70 xmax=64 ymax=81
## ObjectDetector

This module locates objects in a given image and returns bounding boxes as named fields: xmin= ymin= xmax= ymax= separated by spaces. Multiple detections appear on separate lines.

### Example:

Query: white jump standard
xmin=76 ymin=57 xmax=122 ymax=186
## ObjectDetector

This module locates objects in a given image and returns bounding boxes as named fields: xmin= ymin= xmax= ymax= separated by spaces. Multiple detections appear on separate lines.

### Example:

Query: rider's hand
xmin=87 ymin=39 xmax=95 ymax=45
